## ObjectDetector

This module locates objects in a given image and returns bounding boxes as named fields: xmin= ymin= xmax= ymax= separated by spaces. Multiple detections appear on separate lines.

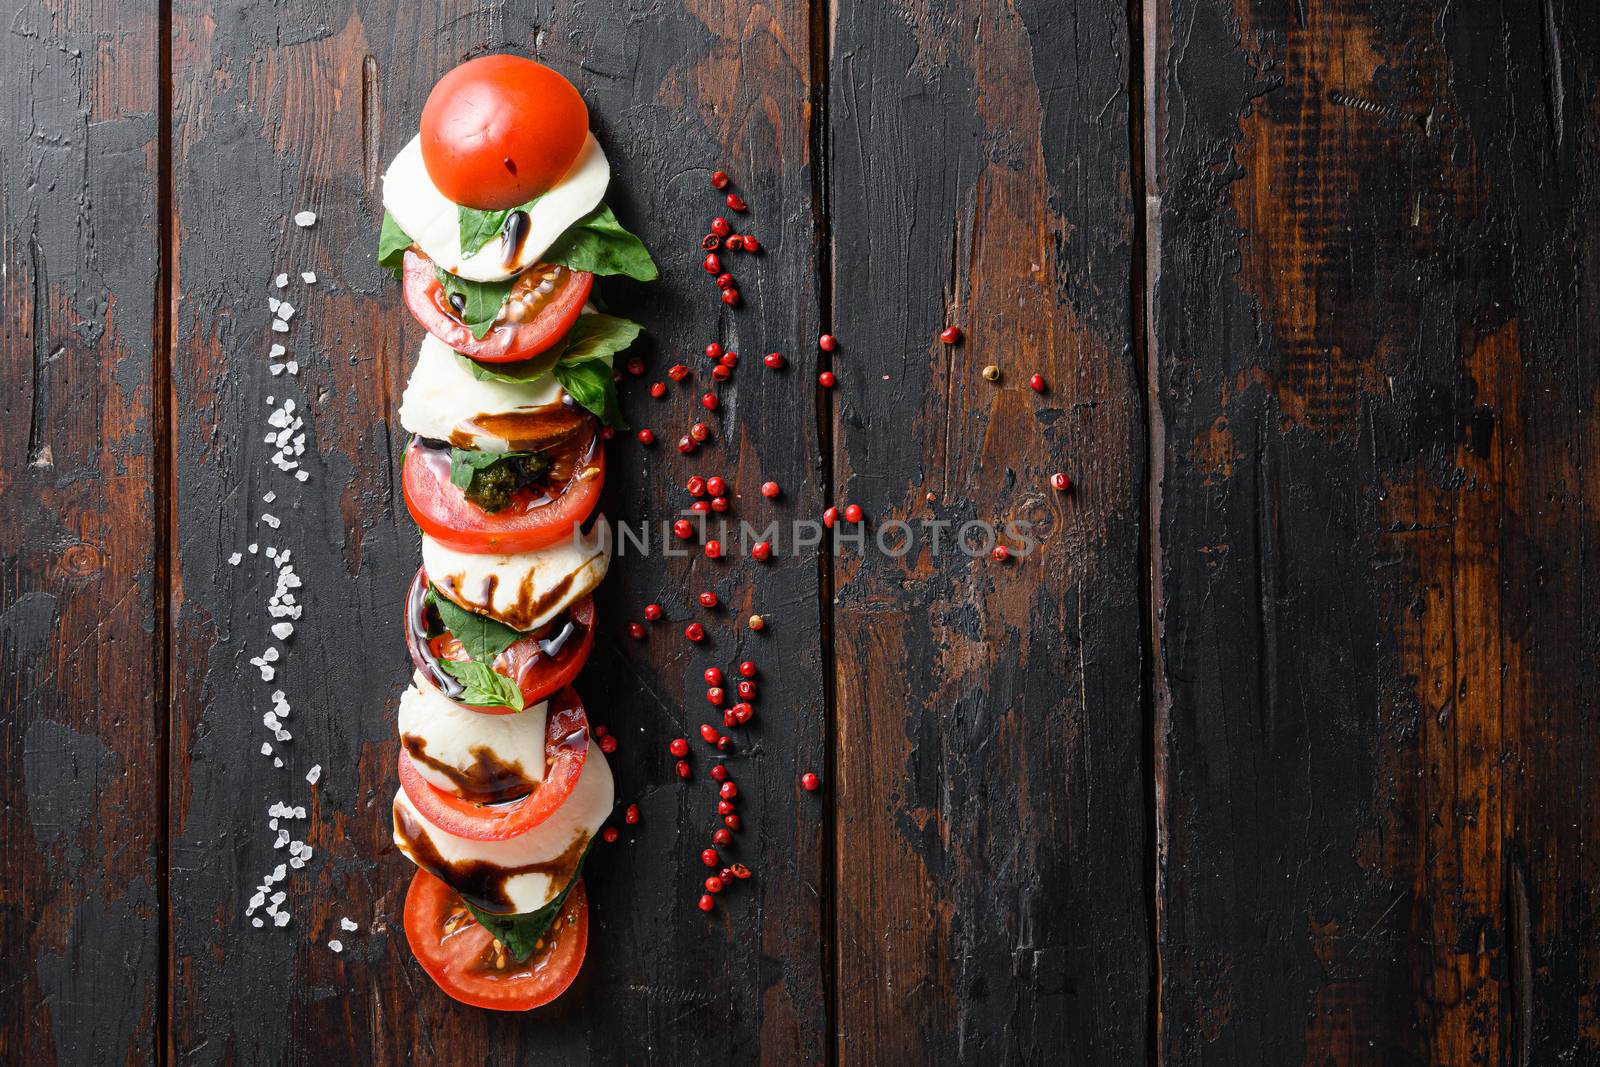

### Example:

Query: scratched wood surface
xmin=825 ymin=0 xmax=1151 ymax=1062
xmin=1148 ymin=0 xmax=1600 ymax=1063
xmin=7 ymin=0 xmax=1600 ymax=1063
xmin=0 ymin=4 xmax=165 ymax=1066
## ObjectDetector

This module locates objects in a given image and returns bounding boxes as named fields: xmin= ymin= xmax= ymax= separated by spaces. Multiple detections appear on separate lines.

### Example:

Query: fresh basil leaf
xmin=458 ymin=196 xmax=543 ymax=257
xmin=554 ymin=359 xmax=626 ymax=430
xmin=544 ymin=205 xmax=658 ymax=281
xmin=377 ymin=211 xmax=413 ymax=275
xmin=428 ymin=587 xmax=523 ymax=662
xmin=452 ymin=349 xmax=563 ymax=385
xmin=434 ymin=269 xmax=516 ymax=340
xmin=556 ymin=313 xmax=643 ymax=364
xmin=460 ymin=840 xmax=594 ymax=962
xmin=447 ymin=447 xmax=511 ymax=490
xmin=440 ymin=658 xmax=524 ymax=711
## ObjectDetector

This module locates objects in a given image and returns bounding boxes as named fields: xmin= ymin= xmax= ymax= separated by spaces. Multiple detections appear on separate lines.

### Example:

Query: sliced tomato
xmin=402 ymin=249 xmax=593 ymax=363
xmin=406 ymin=572 xmax=596 ymax=712
xmin=402 ymin=434 xmax=603 ymax=555
xmin=405 ymin=869 xmax=588 ymax=1012
xmin=398 ymin=687 xmax=589 ymax=841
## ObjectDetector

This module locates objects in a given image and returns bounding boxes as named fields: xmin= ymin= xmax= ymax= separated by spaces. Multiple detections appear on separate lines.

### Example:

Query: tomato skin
xmin=406 ymin=571 xmax=596 ymax=711
xmin=402 ymin=436 xmax=604 ymax=556
xmin=405 ymin=869 xmax=588 ymax=1011
xmin=398 ymin=686 xmax=590 ymax=841
xmin=401 ymin=250 xmax=593 ymax=363
xmin=420 ymin=55 xmax=589 ymax=210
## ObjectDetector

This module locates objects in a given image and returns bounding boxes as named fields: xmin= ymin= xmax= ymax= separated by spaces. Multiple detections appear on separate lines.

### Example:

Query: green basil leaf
xmin=452 ymin=349 xmax=564 ymax=385
xmin=434 ymin=269 xmax=516 ymax=340
xmin=458 ymin=196 xmax=543 ymax=257
xmin=555 ymin=313 xmax=643 ymax=364
xmin=439 ymin=658 xmax=524 ymax=711
xmin=554 ymin=359 xmax=626 ymax=430
xmin=377 ymin=211 xmax=413 ymax=275
xmin=447 ymin=447 xmax=511 ymax=489
xmin=544 ymin=205 xmax=658 ymax=281
xmin=427 ymin=587 xmax=523 ymax=662
xmin=460 ymin=839 xmax=595 ymax=961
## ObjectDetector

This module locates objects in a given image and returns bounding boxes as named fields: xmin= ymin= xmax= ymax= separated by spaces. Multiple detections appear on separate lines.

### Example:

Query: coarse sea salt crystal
xmin=262 ymin=513 xmax=281 ymax=529
xmin=274 ymin=757 xmax=283 ymax=768
xmin=271 ymin=320 xmax=289 ymax=333
xmin=295 ymin=471 xmax=309 ymax=482
xmin=252 ymin=917 xmax=264 ymax=928
xmin=306 ymin=764 xmax=322 ymax=785
xmin=302 ymin=271 xmax=317 ymax=283
xmin=294 ymin=210 xmax=316 ymax=227
xmin=260 ymin=742 xmax=272 ymax=756
xmin=328 ymin=940 xmax=343 ymax=953
xmin=229 ymin=552 xmax=242 ymax=565
xmin=271 ymin=622 xmax=294 ymax=640
xmin=285 ymin=362 xmax=299 ymax=376
xmin=277 ymin=303 xmax=295 ymax=321
xmin=274 ymin=912 xmax=290 ymax=927
xmin=269 ymin=297 xmax=281 ymax=313
xmin=340 ymin=917 xmax=358 ymax=932
xmin=275 ymin=273 xmax=288 ymax=288
xmin=269 ymin=365 xmax=285 ymax=376
xmin=263 ymin=491 xmax=276 ymax=503
xmin=270 ymin=344 xmax=285 ymax=358
xmin=259 ymin=665 xmax=275 ymax=681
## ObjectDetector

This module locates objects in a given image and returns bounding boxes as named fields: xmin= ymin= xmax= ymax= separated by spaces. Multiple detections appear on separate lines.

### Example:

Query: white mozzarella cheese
xmin=399 ymin=333 xmax=587 ymax=452
xmin=382 ymin=132 xmax=610 ymax=282
xmin=392 ymin=742 xmax=614 ymax=914
xmin=422 ymin=521 xmax=610 ymax=632
xmin=397 ymin=672 xmax=548 ymax=798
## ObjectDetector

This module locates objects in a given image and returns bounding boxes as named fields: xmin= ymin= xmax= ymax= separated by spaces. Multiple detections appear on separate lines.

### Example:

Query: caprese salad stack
xmin=376 ymin=55 xmax=654 ymax=1011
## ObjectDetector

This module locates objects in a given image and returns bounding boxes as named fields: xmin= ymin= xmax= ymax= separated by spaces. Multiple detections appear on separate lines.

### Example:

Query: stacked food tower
xmin=375 ymin=55 xmax=654 ymax=1011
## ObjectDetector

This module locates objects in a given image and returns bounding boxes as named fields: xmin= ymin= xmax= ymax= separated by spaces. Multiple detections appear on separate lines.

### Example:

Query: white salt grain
xmin=294 ymin=211 xmax=317 ymax=227
xmin=305 ymin=764 xmax=322 ymax=785
xmin=301 ymin=271 xmax=317 ymax=284
xmin=271 ymin=622 xmax=294 ymax=640
xmin=328 ymin=940 xmax=343 ymax=953
xmin=228 ymin=552 xmax=242 ymax=565
xmin=271 ymin=320 xmax=289 ymax=333
xmin=275 ymin=273 xmax=288 ymax=288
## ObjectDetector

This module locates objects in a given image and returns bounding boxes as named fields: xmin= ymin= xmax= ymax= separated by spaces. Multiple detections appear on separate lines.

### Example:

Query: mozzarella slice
xmin=398 ymin=672 xmax=548 ymax=799
xmin=401 ymin=333 xmax=598 ymax=452
xmin=383 ymin=132 xmax=610 ymax=282
xmin=392 ymin=743 xmax=613 ymax=915
xmin=422 ymin=521 xmax=610 ymax=632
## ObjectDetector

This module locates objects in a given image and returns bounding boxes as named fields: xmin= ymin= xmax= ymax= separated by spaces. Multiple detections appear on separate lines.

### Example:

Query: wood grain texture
xmin=827 ymin=0 xmax=1152 ymax=1061
xmin=0 ymin=3 xmax=164 ymax=1065
xmin=167 ymin=1 xmax=824 ymax=1062
xmin=1149 ymin=0 xmax=1600 ymax=1061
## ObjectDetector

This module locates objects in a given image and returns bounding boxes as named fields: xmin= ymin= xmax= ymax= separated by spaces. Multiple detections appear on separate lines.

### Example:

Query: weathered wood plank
xmin=1149 ymin=0 xmax=1600 ymax=1060
xmin=0 ymin=3 xmax=163 ymax=1065
xmin=827 ymin=1 xmax=1152 ymax=1061
xmin=168 ymin=1 xmax=824 ymax=1061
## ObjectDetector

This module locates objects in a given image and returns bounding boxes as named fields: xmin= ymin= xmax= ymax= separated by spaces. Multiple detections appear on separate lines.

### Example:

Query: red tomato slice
xmin=405 ymin=869 xmax=588 ymax=1012
xmin=420 ymin=55 xmax=589 ymax=210
xmin=398 ymin=687 xmax=590 ymax=841
xmin=402 ymin=435 xmax=604 ymax=556
xmin=402 ymin=250 xmax=593 ymax=363
xmin=405 ymin=570 xmax=596 ymax=712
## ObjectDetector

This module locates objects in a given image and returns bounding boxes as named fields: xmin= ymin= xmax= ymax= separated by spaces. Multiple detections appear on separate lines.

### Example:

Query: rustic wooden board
xmin=827 ymin=1 xmax=1152 ymax=1060
xmin=0 ymin=4 xmax=164 ymax=1065
xmin=166 ymin=1 xmax=824 ymax=1062
xmin=1149 ymin=0 xmax=1600 ymax=1061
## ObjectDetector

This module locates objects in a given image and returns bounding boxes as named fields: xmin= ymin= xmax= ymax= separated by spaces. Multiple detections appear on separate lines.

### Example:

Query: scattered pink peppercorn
xmin=939 ymin=325 xmax=964 ymax=345
xmin=636 ymin=429 xmax=655 ymax=445
xmin=603 ymin=827 xmax=620 ymax=843
xmin=818 ymin=334 xmax=838 ymax=352
xmin=710 ymin=171 xmax=730 ymax=189
xmin=843 ymin=503 xmax=863 ymax=523
xmin=764 ymin=352 xmax=785 ymax=370
xmin=627 ymin=622 xmax=646 ymax=640
xmin=801 ymin=772 xmax=820 ymax=792
xmin=685 ymin=622 xmax=705 ymax=642
xmin=818 ymin=371 xmax=836 ymax=388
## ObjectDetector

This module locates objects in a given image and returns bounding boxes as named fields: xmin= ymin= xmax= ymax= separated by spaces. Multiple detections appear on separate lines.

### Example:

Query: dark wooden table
xmin=4 ymin=1 xmax=1596 ymax=1063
